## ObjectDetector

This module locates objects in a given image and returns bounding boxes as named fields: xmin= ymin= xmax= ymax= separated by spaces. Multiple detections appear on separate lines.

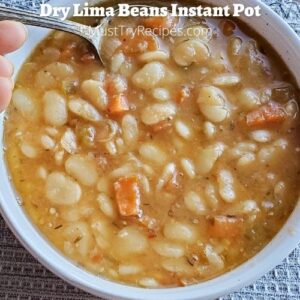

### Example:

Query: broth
xmin=4 ymin=11 xmax=300 ymax=288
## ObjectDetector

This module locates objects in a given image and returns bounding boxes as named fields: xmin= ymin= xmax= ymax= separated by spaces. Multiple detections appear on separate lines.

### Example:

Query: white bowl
xmin=1 ymin=0 xmax=300 ymax=299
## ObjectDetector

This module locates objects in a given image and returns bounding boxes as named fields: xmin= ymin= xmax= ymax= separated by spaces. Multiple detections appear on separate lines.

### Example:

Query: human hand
xmin=0 ymin=21 xmax=27 ymax=112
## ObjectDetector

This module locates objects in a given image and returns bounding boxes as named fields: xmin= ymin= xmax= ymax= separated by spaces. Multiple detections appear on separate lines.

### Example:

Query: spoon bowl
xmin=0 ymin=4 xmax=160 ymax=65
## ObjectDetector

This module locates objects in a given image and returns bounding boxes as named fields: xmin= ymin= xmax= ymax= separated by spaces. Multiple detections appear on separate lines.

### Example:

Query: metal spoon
xmin=0 ymin=5 xmax=110 ymax=64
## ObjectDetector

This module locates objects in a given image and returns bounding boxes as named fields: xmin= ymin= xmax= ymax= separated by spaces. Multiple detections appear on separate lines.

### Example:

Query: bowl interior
xmin=1 ymin=1 xmax=300 ymax=299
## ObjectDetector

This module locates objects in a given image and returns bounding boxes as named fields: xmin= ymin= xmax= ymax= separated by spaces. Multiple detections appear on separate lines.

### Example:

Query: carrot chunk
xmin=108 ymin=94 xmax=130 ymax=116
xmin=89 ymin=247 xmax=103 ymax=263
xmin=208 ymin=215 xmax=244 ymax=239
xmin=118 ymin=31 xmax=158 ymax=55
xmin=219 ymin=20 xmax=236 ymax=36
xmin=114 ymin=176 xmax=141 ymax=217
xmin=141 ymin=14 xmax=177 ymax=33
xmin=245 ymin=102 xmax=286 ymax=127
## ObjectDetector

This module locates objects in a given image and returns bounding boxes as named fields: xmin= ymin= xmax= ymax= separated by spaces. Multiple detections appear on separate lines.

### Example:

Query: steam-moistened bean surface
xmin=4 ymin=14 xmax=300 ymax=287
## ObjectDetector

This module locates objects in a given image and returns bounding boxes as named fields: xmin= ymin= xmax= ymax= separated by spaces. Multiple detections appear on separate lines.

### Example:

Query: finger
xmin=0 ymin=55 xmax=13 ymax=77
xmin=0 ymin=77 xmax=13 ymax=112
xmin=0 ymin=21 xmax=27 ymax=54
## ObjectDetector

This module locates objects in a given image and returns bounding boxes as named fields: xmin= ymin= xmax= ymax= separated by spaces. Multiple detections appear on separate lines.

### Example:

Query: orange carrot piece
xmin=119 ymin=31 xmax=158 ymax=55
xmin=142 ymin=14 xmax=177 ymax=33
xmin=245 ymin=102 xmax=286 ymax=127
xmin=208 ymin=216 xmax=244 ymax=239
xmin=89 ymin=247 xmax=103 ymax=263
xmin=219 ymin=20 xmax=236 ymax=36
xmin=108 ymin=94 xmax=130 ymax=116
xmin=114 ymin=176 xmax=141 ymax=217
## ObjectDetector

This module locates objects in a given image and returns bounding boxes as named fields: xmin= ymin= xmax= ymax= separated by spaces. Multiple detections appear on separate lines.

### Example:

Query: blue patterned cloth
xmin=0 ymin=0 xmax=299 ymax=299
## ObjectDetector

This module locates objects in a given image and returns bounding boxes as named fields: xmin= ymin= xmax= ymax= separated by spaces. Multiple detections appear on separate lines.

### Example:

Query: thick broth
xmin=4 ymin=13 xmax=300 ymax=287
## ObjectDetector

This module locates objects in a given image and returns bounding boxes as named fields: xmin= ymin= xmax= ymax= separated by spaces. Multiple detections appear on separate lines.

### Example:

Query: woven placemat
xmin=0 ymin=0 xmax=299 ymax=299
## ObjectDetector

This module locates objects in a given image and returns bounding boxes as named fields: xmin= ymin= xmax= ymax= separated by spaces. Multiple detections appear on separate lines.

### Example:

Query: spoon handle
xmin=0 ymin=6 xmax=93 ymax=41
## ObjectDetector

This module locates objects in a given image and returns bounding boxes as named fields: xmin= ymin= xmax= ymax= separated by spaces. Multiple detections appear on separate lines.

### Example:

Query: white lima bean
xmin=204 ymin=183 xmax=219 ymax=208
xmin=238 ymin=88 xmax=260 ymax=110
xmin=54 ymin=150 xmax=64 ymax=166
xmin=237 ymin=153 xmax=256 ymax=168
xmin=45 ymin=171 xmax=81 ymax=205
xmin=115 ymin=137 xmax=125 ymax=154
xmin=258 ymin=146 xmax=276 ymax=163
xmin=180 ymin=158 xmax=196 ymax=179
xmin=60 ymin=128 xmax=77 ymax=154
xmin=105 ymin=140 xmax=117 ymax=155
xmin=60 ymin=207 xmax=80 ymax=222
xmin=68 ymin=98 xmax=102 ymax=122
xmin=156 ymin=163 xmax=176 ymax=190
xmin=197 ymin=86 xmax=229 ymax=123
xmin=162 ymin=258 xmax=194 ymax=274
xmin=173 ymin=39 xmax=210 ymax=67
xmin=163 ymin=219 xmax=198 ymax=244
xmin=228 ymin=37 xmax=243 ymax=56
xmin=113 ymin=226 xmax=148 ymax=258
xmin=122 ymin=114 xmax=139 ymax=147
xmin=35 ymin=69 xmax=57 ymax=89
xmin=141 ymin=103 xmax=176 ymax=125
xmin=43 ymin=91 xmax=68 ymax=127
xmin=65 ymin=154 xmax=98 ymax=186
xmin=110 ymin=163 xmax=135 ymax=179
xmin=139 ymin=143 xmax=167 ymax=165
xmin=151 ymin=239 xmax=185 ymax=258
xmin=175 ymin=120 xmax=193 ymax=140
xmin=111 ymin=52 xmax=125 ymax=73
xmin=250 ymin=130 xmax=273 ymax=143
xmin=217 ymin=169 xmax=236 ymax=203
xmin=197 ymin=143 xmax=225 ymax=174
xmin=152 ymin=88 xmax=171 ymax=102
xmin=118 ymin=264 xmax=142 ymax=276
xmin=229 ymin=142 xmax=257 ymax=158
xmin=96 ymin=193 xmax=116 ymax=219
xmin=45 ymin=127 xmax=58 ymax=137
xmin=184 ymin=191 xmax=206 ymax=215
xmin=37 ymin=166 xmax=47 ymax=180
xmin=138 ymin=50 xmax=169 ymax=63
xmin=91 ymin=219 xmax=112 ymax=250
xmin=64 ymin=222 xmax=92 ymax=257
xmin=20 ymin=142 xmax=38 ymax=158
xmin=97 ymin=177 xmax=112 ymax=196
xmin=212 ymin=73 xmax=241 ymax=86
xmin=139 ymin=278 xmax=160 ymax=288
xmin=110 ymin=75 xmax=128 ymax=94
xmin=132 ymin=62 xmax=166 ymax=89
xmin=101 ymin=37 xmax=122 ymax=61
xmin=203 ymin=121 xmax=216 ymax=139
xmin=274 ymin=181 xmax=286 ymax=201
xmin=12 ymin=88 xmax=37 ymax=120
xmin=42 ymin=47 xmax=60 ymax=61
xmin=44 ymin=62 xmax=74 ymax=79
xmin=138 ymin=174 xmax=150 ymax=194
xmin=274 ymin=138 xmax=288 ymax=150
xmin=81 ymin=80 xmax=108 ymax=111
xmin=240 ymin=200 xmax=259 ymax=214
xmin=204 ymin=244 xmax=224 ymax=270
xmin=40 ymin=134 xmax=55 ymax=150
